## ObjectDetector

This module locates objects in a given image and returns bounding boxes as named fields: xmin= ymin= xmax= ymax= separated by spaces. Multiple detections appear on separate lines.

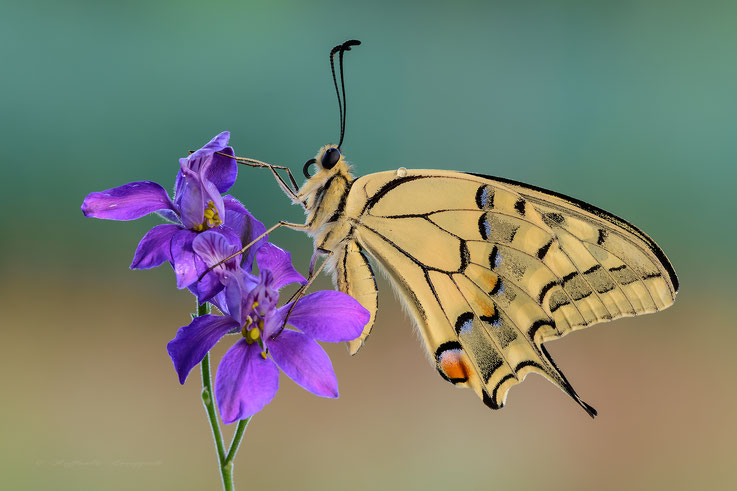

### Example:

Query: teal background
xmin=2 ymin=1 xmax=736 ymax=490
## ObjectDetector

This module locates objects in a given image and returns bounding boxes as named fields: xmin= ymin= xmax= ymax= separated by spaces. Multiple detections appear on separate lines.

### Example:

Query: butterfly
xmin=226 ymin=40 xmax=679 ymax=417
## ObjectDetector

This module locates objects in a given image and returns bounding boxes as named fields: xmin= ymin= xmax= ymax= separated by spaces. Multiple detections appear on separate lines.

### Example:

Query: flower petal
xmin=274 ymin=291 xmax=370 ymax=342
xmin=175 ymin=132 xmax=235 ymax=198
xmin=176 ymin=164 xmax=206 ymax=230
xmin=194 ymin=270 xmax=224 ymax=305
xmin=267 ymin=330 xmax=338 ymax=398
xmin=210 ymin=272 xmax=258 ymax=324
xmin=81 ymin=181 xmax=175 ymax=221
xmin=192 ymin=229 xmax=240 ymax=273
xmin=167 ymin=314 xmax=239 ymax=384
xmin=190 ymin=131 xmax=231 ymax=165
xmin=256 ymin=243 xmax=306 ymax=290
xmin=215 ymin=338 xmax=280 ymax=423
xmin=156 ymin=209 xmax=181 ymax=224
xmin=243 ymin=270 xmax=280 ymax=320
xmin=202 ymin=176 xmax=227 ymax=226
xmin=223 ymin=195 xmax=267 ymax=271
xmin=203 ymin=146 xmax=236 ymax=194
xmin=130 ymin=224 xmax=180 ymax=269
xmin=191 ymin=229 xmax=246 ymax=304
xmin=170 ymin=229 xmax=200 ymax=289
xmin=222 ymin=273 xmax=245 ymax=323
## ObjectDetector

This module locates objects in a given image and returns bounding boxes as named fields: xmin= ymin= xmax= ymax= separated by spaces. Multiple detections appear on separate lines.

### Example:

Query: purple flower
xmin=81 ymin=132 xmax=266 ymax=292
xmin=167 ymin=242 xmax=370 ymax=423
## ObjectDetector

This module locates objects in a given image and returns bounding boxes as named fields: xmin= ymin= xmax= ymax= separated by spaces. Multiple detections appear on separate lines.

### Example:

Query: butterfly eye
xmin=321 ymin=148 xmax=341 ymax=169
xmin=303 ymin=158 xmax=317 ymax=179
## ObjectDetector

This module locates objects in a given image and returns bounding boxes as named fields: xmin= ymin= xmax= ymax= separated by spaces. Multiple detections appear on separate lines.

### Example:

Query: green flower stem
xmin=197 ymin=302 xmax=229 ymax=489
xmin=197 ymin=301 xmax=251 ymax=491
xmin=225 ymin=417 xmax=251 ymax=465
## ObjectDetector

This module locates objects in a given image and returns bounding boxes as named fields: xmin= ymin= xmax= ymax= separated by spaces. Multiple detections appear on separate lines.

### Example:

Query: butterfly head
xmin=302 ymin=144 xmax=347 ymax=179
xmin=296 ymin=143 xmax=354 ymax=226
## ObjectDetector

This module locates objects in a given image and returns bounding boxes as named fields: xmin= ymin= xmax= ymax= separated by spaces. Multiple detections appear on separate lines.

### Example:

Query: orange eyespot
xmin=439 ymin=349 xmax=471 ymax=383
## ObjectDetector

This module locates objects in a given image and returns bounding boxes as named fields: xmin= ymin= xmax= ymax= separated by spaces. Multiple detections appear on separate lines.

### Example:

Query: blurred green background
xmin=2 ymin=0 xmax=736 ymax=489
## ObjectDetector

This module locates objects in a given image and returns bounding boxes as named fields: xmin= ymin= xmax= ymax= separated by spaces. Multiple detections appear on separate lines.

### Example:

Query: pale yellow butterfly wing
xmin=332 ymin=242 xmax=379 ymax=355
xmin=335 ymin=169 xmax=678 ymax=414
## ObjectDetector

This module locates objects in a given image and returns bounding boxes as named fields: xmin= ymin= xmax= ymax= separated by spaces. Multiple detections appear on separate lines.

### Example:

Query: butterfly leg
xmin=215 ymin=151 xmax=303 ymax=204
xmin=198 ymin=221 xmax=310 ymax=281
xmin=307 ymin=249 xmax=321 ymax=278
xmin=282 ymin=250 xmax=330 ymax=305
xmin=268 ymin=238 xmax=378 ymax=353
xmin=271 ymin=250 xmax=332 ymax=339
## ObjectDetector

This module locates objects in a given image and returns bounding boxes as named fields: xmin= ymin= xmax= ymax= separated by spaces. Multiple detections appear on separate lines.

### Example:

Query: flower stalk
xmin=197 ymin=301 xmax=248 ymax=491
xmin=225 ymin=418 xmax=251 ymax=469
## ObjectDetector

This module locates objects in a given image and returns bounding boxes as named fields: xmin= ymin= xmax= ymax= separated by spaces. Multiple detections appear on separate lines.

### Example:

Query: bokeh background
xmin=2 ymin=0 xmax=736 ymax=490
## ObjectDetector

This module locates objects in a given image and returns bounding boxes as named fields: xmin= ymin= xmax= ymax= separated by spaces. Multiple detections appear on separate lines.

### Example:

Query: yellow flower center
xmin=242 ymin=321 xmax=268 ymax=359
xmin=192 ymin=200 xmax=222 ymax=232
xmin=240 ymin=299 xmax=270 ymax=358
xmin=243 ymin=326 xmax=260 ymax=343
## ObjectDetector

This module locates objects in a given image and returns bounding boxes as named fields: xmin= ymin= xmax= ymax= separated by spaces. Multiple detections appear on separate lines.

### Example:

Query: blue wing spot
xmin=478 ymin=214 xmax=492 ymax=240
xmin=489 ymin=245 xmax=501 ymax=269
xmin=455 ymin=312 xmax=475 ymax=335
xmin=475 ymin=185 xmax=495 ymax=209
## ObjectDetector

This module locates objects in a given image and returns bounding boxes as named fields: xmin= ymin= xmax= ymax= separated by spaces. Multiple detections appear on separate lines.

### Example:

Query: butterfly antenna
xmin=329 ymin=39 xmax=361 ymax=149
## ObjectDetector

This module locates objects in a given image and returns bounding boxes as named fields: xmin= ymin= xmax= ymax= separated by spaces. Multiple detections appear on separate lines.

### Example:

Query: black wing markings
xmin=465 ymin=172 xmax=678 ymax=293
xmin=447 ymin=275 xmax=518 ymax=393
xmin=467 ymin=246 xmax=586 ymax=328
xmin=537 ymin=239 xmax=553 ymax=259
xmin=452 ymin=272 xmax=595 ymax=417
xmin=514 ymin=198 xmax=526 ymax=216
xmin=361 ymin=172 xmax=677 ymax=295
xmin=357 ymin=226 xmax=428 ymax=322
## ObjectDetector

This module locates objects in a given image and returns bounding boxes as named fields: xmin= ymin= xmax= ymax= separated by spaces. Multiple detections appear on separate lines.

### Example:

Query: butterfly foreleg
xmin=215 ymin=151 xmax=303 ymax=206
xmin=259 ymin=161 xmax=302 ymax=203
